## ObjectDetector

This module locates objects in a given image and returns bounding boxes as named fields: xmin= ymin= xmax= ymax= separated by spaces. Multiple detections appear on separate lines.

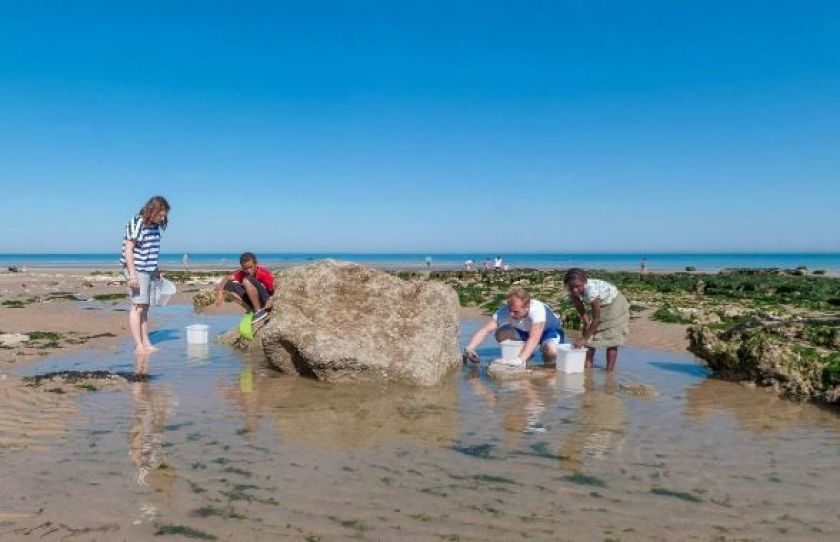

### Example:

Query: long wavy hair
xmin=139 ymin=196 xmax=170 ymax=229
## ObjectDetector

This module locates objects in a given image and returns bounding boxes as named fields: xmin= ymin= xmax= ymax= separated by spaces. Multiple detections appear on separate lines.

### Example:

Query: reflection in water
xmin=128 ymin=378 xmax=175 ymax=519
xmin=220 ymin=360 xmax=460 ymax=449
xmin=556 ymin=373 xmax=626 ymax=472
xmin=685 ymin=377 xmax=840 ymax=433
xmin=464 ymin=369 xmax=627 ymax=470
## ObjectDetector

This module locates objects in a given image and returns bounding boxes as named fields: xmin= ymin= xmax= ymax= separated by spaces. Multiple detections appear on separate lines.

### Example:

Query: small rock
xmin=487 ymin=361 xmax=533 ymax=380
xmin=619 ymin=382 xmax=658 ymax=398
xmin=0 ymin=333 xmax=30 ymax=347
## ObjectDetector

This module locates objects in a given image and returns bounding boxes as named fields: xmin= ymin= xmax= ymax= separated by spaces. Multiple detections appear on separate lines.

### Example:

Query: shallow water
xmin=2 ymin=305 xmax=839 ymax=540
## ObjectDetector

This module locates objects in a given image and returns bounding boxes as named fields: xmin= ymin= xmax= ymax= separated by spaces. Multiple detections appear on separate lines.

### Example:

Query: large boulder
xmin=257 ymin=260 xmax=460 ymax=386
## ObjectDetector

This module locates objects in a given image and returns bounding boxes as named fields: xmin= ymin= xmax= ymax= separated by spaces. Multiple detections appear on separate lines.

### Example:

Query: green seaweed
xmin=473 ymin=474 xmax=517 ymax=484
xmin=93 ymin=293 xmax=128 ymax=301
xmin=561 ymin=473 xmax=607 ymax=488
xmin=154 ymin=524 xmax=217 ymax=540
xmin=221 ymin=466 xmax=253 ymax=477
xmin=652 ymin=306 xmax=691 ymax=324
xmin=329 ymin=517 xmax=370 ymax=532
xmin=28 ymin=331 xmax=62 ymax=342
xmin=451 ymin=443 xmax=496 ymax=459
xmin=650 ymin=487 xmax=703 ymax=502
xmin=190 ymin=506 xmax=245 ymax=519
xmin=76 ymin=383 xmax=99 ymax=392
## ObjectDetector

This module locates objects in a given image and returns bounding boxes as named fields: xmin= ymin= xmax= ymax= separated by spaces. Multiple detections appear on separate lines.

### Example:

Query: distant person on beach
xmin=564 ymin=268 xmax=630 ymax=372
xmin=483 ymin=258 xmax=491 ymax=272
xmin=215 ymin=252 xmax=274 ymax=324
xmin=182 ymin=253 xmax=190 ymax=270
xmin=494 ymin=255 xmax=503 ymax=272
xmin=464 ymin=259 xmax=474 ymax=271
xmin=121 ymin=195 xmax=170 ymax=355
xmin=463 ymin=286 xmax=565 ymax=367
xmin=640 ymin=258 xmax=647 ymax=276
xmin=425 ymin=256 xmax=432 ymax=269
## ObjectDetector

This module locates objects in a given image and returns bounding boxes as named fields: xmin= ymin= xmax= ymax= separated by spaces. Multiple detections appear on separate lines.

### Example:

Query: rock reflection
xmin=221 ymin=361 xmax=460 ymax=449
xmin=684 ymin=378 xmax=840 ymax=433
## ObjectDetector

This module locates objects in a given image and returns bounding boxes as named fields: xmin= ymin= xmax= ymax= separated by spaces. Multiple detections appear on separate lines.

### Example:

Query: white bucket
xmin=185 ymin=324 xmax=209 ymax=345
xmin=155 ymin=278 xmax=177 ymax=306
xmin=500 ymin=340 xmax=525 ymax=363
xmin=556 ymin=343 xmax=586 ymax=374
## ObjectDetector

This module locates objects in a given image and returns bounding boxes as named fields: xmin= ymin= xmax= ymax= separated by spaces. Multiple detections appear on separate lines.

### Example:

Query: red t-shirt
xmin=231 ymin=265 xmax=274 ymax=294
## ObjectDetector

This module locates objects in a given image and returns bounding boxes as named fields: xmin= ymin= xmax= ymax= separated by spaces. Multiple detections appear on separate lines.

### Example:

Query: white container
xmin=185 ymin=324 xmax=209 ymax=345
xmin=556 ymin=343 xmax=586 ymax=374
xmin=155 ymin=278 xmax=177 ymax=306
xmin=500 ymin=340 xmax=525 ymax=362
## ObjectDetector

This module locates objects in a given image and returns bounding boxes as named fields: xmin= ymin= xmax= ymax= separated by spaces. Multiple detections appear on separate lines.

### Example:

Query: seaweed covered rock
xmin=256 ymin=260 xmax=460 ymax=386
xmin=688 ymin=320 xmax=840 ymax=403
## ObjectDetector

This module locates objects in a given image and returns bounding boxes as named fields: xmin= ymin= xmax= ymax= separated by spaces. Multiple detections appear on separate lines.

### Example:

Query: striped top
xmin=120 ymin=215 xmax=162 ymax=272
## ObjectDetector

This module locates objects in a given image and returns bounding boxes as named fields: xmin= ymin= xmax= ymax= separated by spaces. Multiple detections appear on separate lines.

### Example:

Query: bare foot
xmin=144 ymin=345 xmax=160 ymax=353
xmin=134 ymin=345 xmax=146 ymax=355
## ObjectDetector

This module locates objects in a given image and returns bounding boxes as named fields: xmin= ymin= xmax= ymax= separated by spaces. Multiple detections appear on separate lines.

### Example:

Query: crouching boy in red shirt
xmin=215 ymin=252 xmax=274 ymax=323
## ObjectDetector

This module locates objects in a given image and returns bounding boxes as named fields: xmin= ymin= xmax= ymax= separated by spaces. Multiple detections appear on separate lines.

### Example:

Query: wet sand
xmin=0 ymin=269 xmax=217 ymax=369
xmin=1 ymin=306 xmax=838 ymax=540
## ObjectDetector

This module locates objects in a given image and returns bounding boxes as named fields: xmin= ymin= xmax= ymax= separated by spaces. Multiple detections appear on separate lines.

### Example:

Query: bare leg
xmin=542 ymin=342 xmax=557 ymax=367
xmin=605 ymin=346 xmax=618 ymax=372
xmin=226 ymin=292 xmax=251 ymax=312
xmin=130 ymin=304 xmax=146 ymax=354
xmin=140 ymin=305 xmax=158 ymax=352
xmin=242 ymin=279 xmax=263 ymax=311
xmin=585 ymin=347 xmax=596 ymax=368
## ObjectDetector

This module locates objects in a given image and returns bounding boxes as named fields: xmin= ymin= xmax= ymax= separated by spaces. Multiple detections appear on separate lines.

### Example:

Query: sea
xmin=1 ymin=252 xmax=839 ymax=273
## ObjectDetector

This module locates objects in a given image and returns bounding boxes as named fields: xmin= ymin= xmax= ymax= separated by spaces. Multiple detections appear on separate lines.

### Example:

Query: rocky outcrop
xmin=247 ymin=260 xmax=461 ymax=386
xmin=688 ymin=319 xmax=840 ymax=404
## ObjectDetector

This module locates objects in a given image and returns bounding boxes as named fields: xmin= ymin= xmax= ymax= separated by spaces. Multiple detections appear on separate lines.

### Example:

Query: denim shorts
xmin=124 ymin=269 xmax=158 ymax=305
xmin=515 ymin=327 xmax=565 ymax=346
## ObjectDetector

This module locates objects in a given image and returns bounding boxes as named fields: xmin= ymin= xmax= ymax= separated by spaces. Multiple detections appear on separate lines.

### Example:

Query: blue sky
xmin=0 ymin=0 xmax=838 ymax=253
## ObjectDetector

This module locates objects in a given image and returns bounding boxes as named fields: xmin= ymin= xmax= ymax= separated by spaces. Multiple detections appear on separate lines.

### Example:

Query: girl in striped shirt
xmin=121 ymin=196 xmax=170 ymax=356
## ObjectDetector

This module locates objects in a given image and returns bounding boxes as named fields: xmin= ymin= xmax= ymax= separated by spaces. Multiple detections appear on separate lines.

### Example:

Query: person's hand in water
xmin=463 ymin=347 xmax=480 ymax=366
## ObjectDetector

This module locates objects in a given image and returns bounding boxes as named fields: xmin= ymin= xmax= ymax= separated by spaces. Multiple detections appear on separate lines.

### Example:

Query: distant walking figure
xmin=425 ymin=256 xmax=432 ymax=269
xmin=494 ymin=255 xmax=503 ymax=272
xmin=182 ymin=253 xmax=190 ymax=271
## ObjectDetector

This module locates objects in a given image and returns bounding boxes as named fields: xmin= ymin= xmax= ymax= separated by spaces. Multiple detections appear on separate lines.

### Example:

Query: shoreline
xmin=4 ymin=263 xmax=840 ymax=276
